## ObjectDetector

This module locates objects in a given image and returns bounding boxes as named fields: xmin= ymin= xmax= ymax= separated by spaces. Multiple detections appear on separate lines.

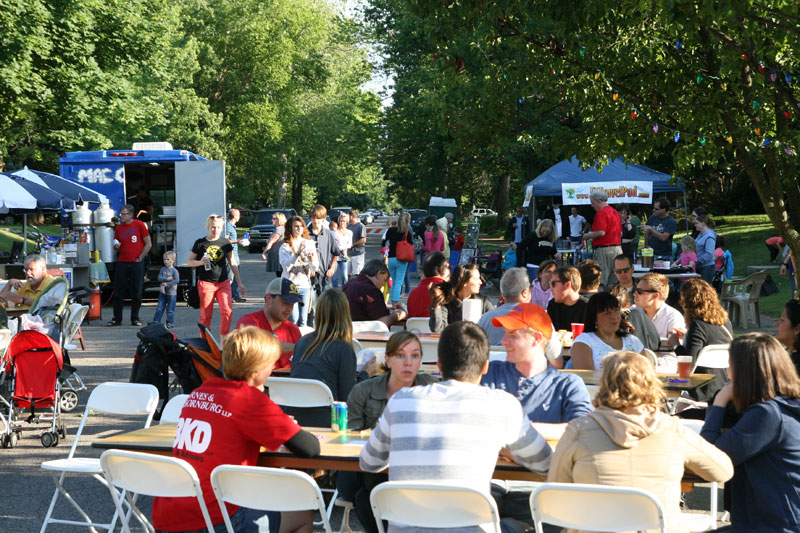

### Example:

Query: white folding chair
xmin=159 ymin=394 xmax=190 ymax=424
xmin=370 ymin=480 xmax=501 ymax=533
xmin=62 ymin=303 xmax=89 ymax=351
xmin=530 ymin=482 xmax=666 ymax=532
xmin=100 ymin=449 xmax=215 ymax=533
xmin=100 ymin=450 xmax=214 ymax=533
xmin=211 ymin=465 xmax=332 ymax=533
xmin=692 ymin=344 xmax=730 ymax=373
xmin=404 ymin=317 xmax=432 ymax=333
xmin=352 ymin=320 xmax=390 ymax=333
xmin=419 ymin=339 xmax=438 ymax=363
xmin=489 ymin=346 xmax=507 ymax=362
xmin=680 ymin=419 xmax=720 ymax=530
xmin=263 ymin=377 xmax=338 ymax=524
xmin=298 ymin=325 xmax=315 ymax=336
xmin=642 ymin=348 xmax=658 ymax=367
xmin=40 ymin=382 xmax=159 ymax=533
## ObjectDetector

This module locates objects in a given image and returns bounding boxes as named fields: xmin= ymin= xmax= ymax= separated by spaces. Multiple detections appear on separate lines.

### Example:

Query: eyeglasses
xmin=614 ymin=267 xmax=632 ymax=274
xmin=119 ymin=211 xmax=131 ymax=216
xmin=635 ymin=288 xmax=658 ymax=295
xmin=550 ymin=279 xmax=565 ymax=286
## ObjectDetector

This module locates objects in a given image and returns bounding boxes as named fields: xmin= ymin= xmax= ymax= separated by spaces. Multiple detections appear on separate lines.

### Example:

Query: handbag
xmin=395 ymin=231 xmax=415 ymax=262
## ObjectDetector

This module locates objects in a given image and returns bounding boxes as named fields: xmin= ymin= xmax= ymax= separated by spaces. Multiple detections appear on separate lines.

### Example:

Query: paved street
xmin=0 ymin=216 xmax=733 ymax=531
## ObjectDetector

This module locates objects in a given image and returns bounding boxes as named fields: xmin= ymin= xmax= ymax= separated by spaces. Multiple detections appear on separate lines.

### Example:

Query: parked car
xmin=247 ymin=208 xmax=296 ymax=252
xmin=470 ymin=207 xmax=498 ymax=218
xmin=236 ymin=208 xmax=255 ymax=228
xmin=359 ymin=212 xmax=374 ymax=225
xmin=330 ymin=206 xmax=354 ymax=222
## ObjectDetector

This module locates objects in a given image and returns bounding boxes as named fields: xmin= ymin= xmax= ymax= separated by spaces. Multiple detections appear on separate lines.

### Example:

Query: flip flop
xmin=107 ymin=320 xmax=122 ymax=327
xmin=131 ymin=321 xmax=144 ymax=327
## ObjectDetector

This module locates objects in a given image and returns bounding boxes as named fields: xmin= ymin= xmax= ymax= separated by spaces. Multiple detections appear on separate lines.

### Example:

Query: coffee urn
xmin=93 ymin=201 xmax=117 ymax=263
xmin=71 ymin=203 xmax=93 ymax=249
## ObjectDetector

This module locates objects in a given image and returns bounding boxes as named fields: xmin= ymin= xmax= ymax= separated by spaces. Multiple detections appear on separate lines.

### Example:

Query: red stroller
xmin=0 ymin=330 xmax=66 ymax=448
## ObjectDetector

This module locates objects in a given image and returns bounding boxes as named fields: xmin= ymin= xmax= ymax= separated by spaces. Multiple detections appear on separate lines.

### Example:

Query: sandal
xmin=107 ymin=320 xmax=122 ymax=327
xmin=131 ymin=321 xmax=144 ymax=327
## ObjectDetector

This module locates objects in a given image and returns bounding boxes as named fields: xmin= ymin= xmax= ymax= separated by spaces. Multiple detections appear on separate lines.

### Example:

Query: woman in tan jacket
xmin=548 ymin=351 xmax=733 ymax=532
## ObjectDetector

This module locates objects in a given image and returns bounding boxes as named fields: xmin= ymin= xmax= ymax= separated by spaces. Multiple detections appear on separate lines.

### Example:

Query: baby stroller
xmin=129 ymin=323 xmax=223 ymax=420
xmin=28 ymin=278 xmax=90 ymax=412
xmin=0 ymin=330 xmax=67 ymax=448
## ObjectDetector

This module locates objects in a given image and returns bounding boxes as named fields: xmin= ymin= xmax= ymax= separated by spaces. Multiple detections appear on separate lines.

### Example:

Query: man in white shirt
xmin=507 ymin=206 xmax=530 ymax=246
xmin=568 ymin=207 xmax=586 ymax=244
xmin=477 ymin=267 xmax=531 ymax=345
xmin=633 ymin=272 xmax=685 ymax=371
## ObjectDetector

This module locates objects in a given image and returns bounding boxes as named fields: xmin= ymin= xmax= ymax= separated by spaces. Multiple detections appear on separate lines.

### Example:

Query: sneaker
xmin=166 ymin=323 xmax=174 ymax=329
xmin=234 ymin=297 xmax=247 ymax=303
xmin=107 ymin=320 xmax=122 ymax=327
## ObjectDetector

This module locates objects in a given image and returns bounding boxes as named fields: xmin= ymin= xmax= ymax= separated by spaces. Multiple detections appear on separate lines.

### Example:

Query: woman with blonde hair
xmin=549 ymin=350 xmax=733 ymax=533
xmin=517 ymin=218 xmax=560 ymax=278
xmin=382 ymin=212 xmax=414 ymax=304
xmin=279 ymin=215 xmax=318 ymax=326
xmin=332 ymin=213 xmax=353 ymax=288
xmin=262 ymin=211 xmax=287 ymax=278
xmin=667 ymin=278 xmax=733 ymax=402
xmin=702 ymin=333 xmax=800 ymax=532
xmin=429 ymin=263 xmax=494 ymax=332
xmin=188 ymin=213 xmax=246 ymax=337
xmin=289 ymin=289 xmax=376 ymax=426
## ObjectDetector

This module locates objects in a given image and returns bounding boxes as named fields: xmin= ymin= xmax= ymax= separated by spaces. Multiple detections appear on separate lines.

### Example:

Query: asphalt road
xmin=0 ymin=216 xmax=722 ymax=531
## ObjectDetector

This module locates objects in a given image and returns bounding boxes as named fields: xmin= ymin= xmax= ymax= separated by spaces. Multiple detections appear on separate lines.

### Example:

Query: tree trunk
xmin=291 ymin=161 xmax=304 ymax=214
xmin=494 ymin=173 xmax=510 ymax=231
xmin=276 ymin=153 xmax=288 ymax=207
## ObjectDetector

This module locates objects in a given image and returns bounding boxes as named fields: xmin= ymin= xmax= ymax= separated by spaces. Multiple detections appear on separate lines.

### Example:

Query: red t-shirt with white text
xmin=114 ymin=220 xmax=149 ymax=262
xmin=235 ymin=310 xmax=301 ymax=368
xmin=151 ymin=378 xmax=301 ymax=531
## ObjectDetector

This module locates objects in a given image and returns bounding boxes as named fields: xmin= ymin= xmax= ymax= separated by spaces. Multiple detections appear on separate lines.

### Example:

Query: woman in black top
xmin=775 ymin=299 xmax=800 ymax=374
xmin=429 ymin=263 xmax=494 ymax=332
xmin=382 ymin=212 xmax=414 ymax=304
xmin=188 ymin=213 xmax=245 ymax=338
xmin=667 ymin=279 xmax=733 ymax=402
xmin=518 ymin=219 xmax=560 ymax=270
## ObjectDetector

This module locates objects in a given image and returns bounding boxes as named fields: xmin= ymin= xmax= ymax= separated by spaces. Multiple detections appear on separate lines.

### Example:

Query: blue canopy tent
xmin=522 ymin=157 xmax=687 ymax=235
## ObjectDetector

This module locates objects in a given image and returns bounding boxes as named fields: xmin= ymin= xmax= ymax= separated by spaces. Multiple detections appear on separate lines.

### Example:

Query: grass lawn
xmin=0 ymin=224 xmax=62 ymax=255
xmin=478 ymin=213 xmax=793 ymax=319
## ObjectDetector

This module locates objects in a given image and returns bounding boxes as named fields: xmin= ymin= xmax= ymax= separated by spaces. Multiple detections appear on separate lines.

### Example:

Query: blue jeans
xmin=290 ymin=286 xmax=312 ymax=327
xmin=152 ymin=293 xmax=176 ymax=325
xmin=387 ymin=257 xmax=408 ymax=303
xmin=697 ymin=263 xmax=715 ymax=284
xmin=333 ymin=261 xmax=348 ymax=288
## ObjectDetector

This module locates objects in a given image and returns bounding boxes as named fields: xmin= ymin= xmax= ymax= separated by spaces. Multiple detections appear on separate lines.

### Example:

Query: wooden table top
xmin=354 ymin=332 xmax=440 ymax=343
xmin=562 ymin=369 xmax=715 ymax=392
xmin=92 ymin=424 xmax=544 ymax=481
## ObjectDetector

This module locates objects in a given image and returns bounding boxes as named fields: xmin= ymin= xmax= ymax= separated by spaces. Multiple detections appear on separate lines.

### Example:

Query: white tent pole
xmin=23 ymin=213 xmax=27 ymax=258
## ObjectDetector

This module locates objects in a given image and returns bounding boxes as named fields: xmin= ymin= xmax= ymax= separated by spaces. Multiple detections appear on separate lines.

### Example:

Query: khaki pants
xmin=594 ymin=245 xmax=622 ymax=286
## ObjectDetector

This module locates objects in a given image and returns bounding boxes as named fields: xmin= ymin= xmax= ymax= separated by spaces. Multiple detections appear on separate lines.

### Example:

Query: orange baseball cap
xmin=491 ymin=303 xmax=553 ymax=339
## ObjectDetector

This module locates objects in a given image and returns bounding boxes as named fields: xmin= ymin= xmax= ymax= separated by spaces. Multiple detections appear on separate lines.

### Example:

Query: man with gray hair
xmin=477 ymin=267 xmax=532 ymax=345
xmin=0 ymin=255 xmax=53 ymax=310
xmin=582 ymin=190 xmax=622 ymax=286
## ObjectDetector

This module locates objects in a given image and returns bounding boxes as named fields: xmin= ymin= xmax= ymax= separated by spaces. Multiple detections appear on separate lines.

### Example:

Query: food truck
xmin=59 ymin=142 xmax=226 ymax=298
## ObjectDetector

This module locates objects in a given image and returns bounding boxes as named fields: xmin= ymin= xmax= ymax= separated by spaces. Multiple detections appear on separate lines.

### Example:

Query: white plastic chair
xmin=419 ymin=339 xmax=439 ymax=363
xmin=263 ymin=377 xmax=338 ymax=525
xmin=680 ymin=419 xmax=720 ymax=530
xmin=642 ymin=348 xmax=658 ymax=367
xmin=40 ymin=382 xmax=160 ymax=533
xmin=100 ymin=449 xmax=215 ymax=533
xmin=489 ymin=351 xmax=507 ymax=362
xmin=211 ymin=465 xmax=332 ymax=533
xmin=584 ymin=385 xmax=600 ymax=401
xmin=159 ymin=394 xmax=190 ymax=424
xmin=692 ymin=344 xmax=730 ymax=373
xmin=370 ymin=481 xmax=501 ymax=533
xmin=404 ymin=317 xmax=432 ymax=333
xmin=298 ymin=325 xmax=315 ymax=336
xmin=352 ymin=320 xmax=390 ymax=333
xmin=529 ymin=482 xmax=667 ymax=533
xmin=352 ymin=338 xmax=364 ymax=354
xmin=62 ymin=303 xmax=89 ymax=351
xmin=266 ymin=377 xmax=335 ymax=408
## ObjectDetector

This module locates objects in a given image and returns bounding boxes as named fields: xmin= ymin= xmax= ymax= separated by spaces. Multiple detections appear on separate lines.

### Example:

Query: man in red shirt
xmin=236 ymin=278 xmax=302 ymax=369
xmin=582 ymin=191 xmax=622 ymax=287
xmin=109 ymin=203 xmax=152 ymax=326
xmin=407 ymin=252 xmax=450 ymax=317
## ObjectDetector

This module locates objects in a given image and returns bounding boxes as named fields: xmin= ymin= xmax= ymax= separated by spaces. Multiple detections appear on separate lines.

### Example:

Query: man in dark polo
xmin=342 ymin=259 xmax=406 ymax=327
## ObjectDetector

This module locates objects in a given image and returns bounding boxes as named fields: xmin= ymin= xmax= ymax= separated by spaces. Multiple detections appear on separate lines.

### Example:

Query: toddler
xmin=151 ymin=251 xmax=179 ymax=328
xmin=674 ymin=235 xmax=697 ymax=271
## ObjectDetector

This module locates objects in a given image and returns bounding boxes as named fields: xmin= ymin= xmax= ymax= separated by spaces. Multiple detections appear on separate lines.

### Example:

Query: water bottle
xmin=203 ymin=252 xmax=211 ymax=271
xmin=240 ymin=231 xmax=250 ymax=247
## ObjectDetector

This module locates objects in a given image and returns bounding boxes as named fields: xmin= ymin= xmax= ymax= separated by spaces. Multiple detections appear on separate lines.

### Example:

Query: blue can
xmin=331 ymin=402 xmax=348 ymax=432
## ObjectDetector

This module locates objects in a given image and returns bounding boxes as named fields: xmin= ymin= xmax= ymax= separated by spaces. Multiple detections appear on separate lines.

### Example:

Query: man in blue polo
xmin=481 ymin=302 xmax=592 ymax=528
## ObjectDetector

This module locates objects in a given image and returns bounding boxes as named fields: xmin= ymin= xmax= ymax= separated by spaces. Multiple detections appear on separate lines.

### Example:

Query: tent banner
xmin=561 ymin=181 xmax=653 ymax=205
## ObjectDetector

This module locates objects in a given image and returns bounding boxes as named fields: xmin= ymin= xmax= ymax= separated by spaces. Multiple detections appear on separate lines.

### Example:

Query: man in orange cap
xmin=482 ymin=302 xmax=592 ymax=528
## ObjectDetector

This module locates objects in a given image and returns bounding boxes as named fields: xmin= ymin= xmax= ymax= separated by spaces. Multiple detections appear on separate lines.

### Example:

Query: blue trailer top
xmin=60 ymin=149 xmax=207 ymax=163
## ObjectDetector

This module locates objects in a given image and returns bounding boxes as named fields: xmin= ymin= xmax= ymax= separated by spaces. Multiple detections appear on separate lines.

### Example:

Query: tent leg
xmin=683 ymin=190 xmax=689 ymax=235
xmin=23 ymin=213 xmax=27 ymax=258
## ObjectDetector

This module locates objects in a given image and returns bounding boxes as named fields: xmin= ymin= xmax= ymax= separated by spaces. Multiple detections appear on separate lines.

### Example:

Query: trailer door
xmin=175 ymin=160 xmax=226 ymax=266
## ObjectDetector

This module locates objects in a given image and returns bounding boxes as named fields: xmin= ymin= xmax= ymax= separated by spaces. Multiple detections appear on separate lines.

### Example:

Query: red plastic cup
xmin=571 ymin=323 xmax=585 ymax=338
